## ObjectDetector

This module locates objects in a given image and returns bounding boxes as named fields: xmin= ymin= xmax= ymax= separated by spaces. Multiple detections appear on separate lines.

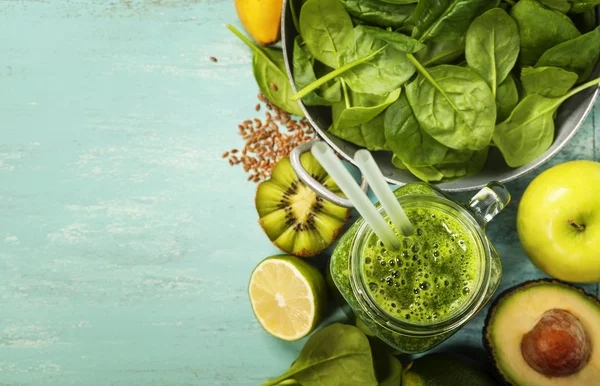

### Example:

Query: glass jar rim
xmin=349 ymin=194 xmax=492 ymax=336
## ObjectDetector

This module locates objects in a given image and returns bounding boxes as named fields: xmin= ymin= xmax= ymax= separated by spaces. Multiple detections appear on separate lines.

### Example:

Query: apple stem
xmin=568 ymin=220 xmax=586 ymax=232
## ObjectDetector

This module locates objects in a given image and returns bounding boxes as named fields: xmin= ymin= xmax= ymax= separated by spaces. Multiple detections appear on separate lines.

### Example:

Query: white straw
xmin=354 ymin=150 xmax=414 ymax=236
xmin=311 ymin=143 xmax=400 ymax=250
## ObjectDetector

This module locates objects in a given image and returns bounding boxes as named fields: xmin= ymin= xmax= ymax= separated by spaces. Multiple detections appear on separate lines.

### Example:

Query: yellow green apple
xmin=517 ymin=160 xmax=600 ymax=283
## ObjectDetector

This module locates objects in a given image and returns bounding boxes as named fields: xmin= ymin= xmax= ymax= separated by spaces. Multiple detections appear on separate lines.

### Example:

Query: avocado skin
xmin=482 ymin=279 xmax=600 ymax=385
xmin=402 ymin=353 xmax=497 ymax=386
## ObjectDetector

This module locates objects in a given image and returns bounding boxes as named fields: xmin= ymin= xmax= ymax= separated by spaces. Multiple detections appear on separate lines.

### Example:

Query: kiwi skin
xmin=482 ymin=279 xmax=600 ymax=385
xmin=254 ymin=154 xmax=350 ymax=258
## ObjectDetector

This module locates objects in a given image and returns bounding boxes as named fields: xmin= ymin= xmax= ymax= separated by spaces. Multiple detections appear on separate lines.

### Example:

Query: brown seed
xmin=231 ymin=149 xmax=238 ymax=154
xmin=255 ymin=104 xmax=260 ymax=111
xmin=210 ymin=56 xmax=218 ymax=63
xmin=247 ymin=174 xmax=254 ymax=181
xmin=229 ymin=159 xmax=234 ymax=166
xmin=270 ymin=82 xmax=278 ymax=91
xmin=222 ymin=151 xmax=229 ymax=158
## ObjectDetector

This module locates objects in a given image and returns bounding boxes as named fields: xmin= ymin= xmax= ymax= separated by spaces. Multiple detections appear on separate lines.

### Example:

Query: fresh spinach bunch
xmin=288 ymin=0 xmax=600 ymax=183
xmin=262 ymin=323 xmax=401 ymax=386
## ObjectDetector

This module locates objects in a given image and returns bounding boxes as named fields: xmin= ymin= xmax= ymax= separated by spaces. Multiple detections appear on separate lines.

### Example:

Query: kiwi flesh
xmin=255 ymin=152 xmax=349 ymax=257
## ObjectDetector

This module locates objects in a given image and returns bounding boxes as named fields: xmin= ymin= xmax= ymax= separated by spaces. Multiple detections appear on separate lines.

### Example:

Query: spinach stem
xmin=291 ymin=46 xmax=386 ymax=101
xmin=226 ymin=24 xmax=285 ymax=77
xmin=341 ymin=79 xmax=350 ymax=109
xmin=561 ymin=77 xmax=600 ymax=101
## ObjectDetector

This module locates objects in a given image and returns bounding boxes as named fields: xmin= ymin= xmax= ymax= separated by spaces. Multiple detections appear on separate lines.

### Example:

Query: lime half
xmin=248 ymin=255 xmax=327 ymax=341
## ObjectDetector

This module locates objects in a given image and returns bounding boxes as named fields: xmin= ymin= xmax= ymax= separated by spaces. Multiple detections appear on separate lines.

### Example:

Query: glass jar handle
xmin=466 ymin=181 xmax=511 ymax=226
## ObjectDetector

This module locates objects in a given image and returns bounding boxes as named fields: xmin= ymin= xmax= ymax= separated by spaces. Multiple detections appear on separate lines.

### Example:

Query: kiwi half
xmin=255 ymin=152 xmax=350 ymax=257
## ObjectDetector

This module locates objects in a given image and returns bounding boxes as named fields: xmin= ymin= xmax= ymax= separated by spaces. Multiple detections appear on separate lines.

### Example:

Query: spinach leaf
xmin=539 ymin=0 xmax=572 ymax=13
xmin=465 ymin=8 xmax=520 ymax=95
xmin=521 ymin=66 xmax=578 ymax=97
xmin=340 ymin=0 xmax=416 ymax=29
xmin=333 ymin=88 xmax=401 ymax=129
xmin=262 ymin=323 xmax=378 ymax=386
xmin=412 ymin=0 xmax=499 ymax=43
xmin=369 ymin=339 xmax=402 ymax=386
xmin=536 ymin=26 xmax=600 ymax=82
xmin=405 ymin=57 xmax=496 ymax=151
xmin=329 ymin=113 xmax=390 ymax=151
xmin=404 ymin=163 xmax=446 ymax=181
xmin=510 ymin=0 xmax=581 ymax=66
xmin=401 ymin=148 xmax=488 ymax=182
xmin=291 ymin=46 xmax=387 ymax=101
xmin=384 ymin=92 xmax=448 ymax=166
xmin=494 ymin=77 xmax=600 ymax=167
xmin=414 ymin=37 xmax=465 ymax=67
xmin=570 ymin=0 xmax=600 ymax=13
xmin=380 ymin=0 xmax=418 ymax=3
xmin=493 ymin=94 xmax=557 ymax=167
xmin=391 ymin=154 xmax=408 ymax=170
xmin=496 ymin=74 xmax=519 ymax=122
xmin=341 ymin=26 xmax=417 ymax=95
xmin=228 ymin=25 xmax=304 ymax=116
xmin=292 ymin=37 xmax=341 ymax=106
xmin=299 ymin=0 xmax=354 ymax=69
xmin=361 ymin=26 xmax=426 ymax=53
xmin=441 ymin=148 xmax=475 ymax=164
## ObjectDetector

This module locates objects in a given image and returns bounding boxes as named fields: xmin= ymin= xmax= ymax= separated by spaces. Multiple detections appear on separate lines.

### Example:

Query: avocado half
xmin=484 ymin=280 xmax=600 ymax=385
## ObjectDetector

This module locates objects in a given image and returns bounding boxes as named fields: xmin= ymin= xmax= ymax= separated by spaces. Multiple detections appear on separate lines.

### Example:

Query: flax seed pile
xmin=223 ymin=93 xmax=315 ymax=183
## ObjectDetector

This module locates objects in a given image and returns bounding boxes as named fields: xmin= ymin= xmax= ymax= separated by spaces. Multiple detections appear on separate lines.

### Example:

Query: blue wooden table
xmin=0 ymin=1 xmax=598 ymax=385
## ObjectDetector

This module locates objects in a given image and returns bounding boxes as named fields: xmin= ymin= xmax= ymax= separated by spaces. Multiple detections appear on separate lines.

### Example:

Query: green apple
xmin=517 ymin=160 xmax=600 ymax=283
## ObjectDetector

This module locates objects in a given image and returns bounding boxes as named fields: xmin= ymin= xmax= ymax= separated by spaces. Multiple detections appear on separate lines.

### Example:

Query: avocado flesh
xmin=402 ymin=353 xmax=496 ymax=386
xmin=485 ymin=280 xmax=600 ymax=385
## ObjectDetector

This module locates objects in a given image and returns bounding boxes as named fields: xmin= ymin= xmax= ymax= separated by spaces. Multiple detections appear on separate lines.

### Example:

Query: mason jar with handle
xmin=291 ymin=141 xmax=510 ymax=354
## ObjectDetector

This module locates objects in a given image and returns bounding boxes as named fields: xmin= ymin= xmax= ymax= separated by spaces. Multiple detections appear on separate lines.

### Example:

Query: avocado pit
xmin=521 ymin=309 xmax=592 ymax=377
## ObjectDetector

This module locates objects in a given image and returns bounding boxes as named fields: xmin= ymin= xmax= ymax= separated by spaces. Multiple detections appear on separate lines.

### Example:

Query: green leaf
xmin=333 ymin=88 xmax=401 ymax=129
xmin=384 ymin=92 xmax=448 ymax=166
xmin=360 ymin=26 xmax=425 ymax=54
xmin=391 ymin=154 xmax=408 ymax=170
xmin=414 ymin=37 xmax=465 ymax=67
xmin=494 ymin=77 xmax=600 ymax=167
xmin=495 ymin=74 xmax=519 ymax=123
xmin=510 ymin=0 xmax=581 ymax=66
xmin=292 ymin=37 xmax=341 ymax=106
xmin=379 ymin=0 xmax=417 ymax=3
xmin=227 ymin=25 xmax=304 ymax=117
xmin=493 ymin=94 xmax=557 ymax=167
xmin=368 ymin=338 xmax=403 ymax=386
xmin=521 ymin=66 xmax=578 ymax=98
xmin=401 ymin=148 xmax=488 ymax=182
xmin=569 ymin=0 xmax=600 ymax=13
xmin=262 ymin=323 xmax=378 ymax=386
xmin=340 ymin=0 xmax=416 ymax=29
xmin=539 ymin=0 xmax=572 ymax=13
xmin=405 ymin=58 xmax=496 ymax=151
xmin=329 ymin=113 xmax=390 ymax=151
xmin=413 ymin=0 xmax=499 ymax=43
xmin=341 ymin=26 xmax=417 ymax=95
xmin=465 ymin=8 xmax=520 ymax=96
xmin=299 ymin=0 xmax=354 ymax=68
xmin=536 ymin=26 xmax=600 ymax=82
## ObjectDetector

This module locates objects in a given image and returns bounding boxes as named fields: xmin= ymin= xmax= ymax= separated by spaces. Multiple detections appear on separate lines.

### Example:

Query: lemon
xmin=248 ymin=255 xmax=327 ymax=341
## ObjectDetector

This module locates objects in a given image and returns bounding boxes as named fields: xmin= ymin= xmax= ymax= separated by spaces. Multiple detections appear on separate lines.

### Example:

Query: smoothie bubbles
xmin=291 ymin=141 xmax=510 ymax=354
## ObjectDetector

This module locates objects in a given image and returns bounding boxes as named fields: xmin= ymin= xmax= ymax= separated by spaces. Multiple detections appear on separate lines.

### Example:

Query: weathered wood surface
xmin=0 ymin=1 xmax=598 ymax=385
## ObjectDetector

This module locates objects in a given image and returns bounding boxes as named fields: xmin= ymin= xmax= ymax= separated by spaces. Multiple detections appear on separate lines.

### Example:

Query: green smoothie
xmin=362 ymin=207 xmax=480 ymax=324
